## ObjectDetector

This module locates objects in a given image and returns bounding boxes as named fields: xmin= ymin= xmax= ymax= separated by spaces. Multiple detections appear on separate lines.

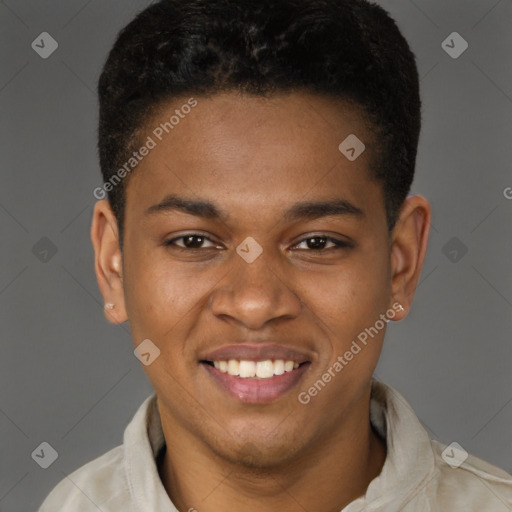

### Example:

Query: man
xmin=40 ymin=0 xmax=512 ymax=510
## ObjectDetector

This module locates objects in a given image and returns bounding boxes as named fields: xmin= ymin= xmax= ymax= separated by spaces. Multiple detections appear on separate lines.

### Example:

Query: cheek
xmin=122 ymin=246 xmax=184 ymax=336
xmin=123 ymin=257 xmax=201 ymax=392
xmin=304 ymin=250 xmax=389 ymax=318
xmin=304 ymin=250 xmax=390 ymax=360
xmin=123 ymin=247 xmax=222 ymax=347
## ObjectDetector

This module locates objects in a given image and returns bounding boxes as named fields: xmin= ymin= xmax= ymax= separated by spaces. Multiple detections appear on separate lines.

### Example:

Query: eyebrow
xmin=144 ymin=194 xmax=364 ymax=223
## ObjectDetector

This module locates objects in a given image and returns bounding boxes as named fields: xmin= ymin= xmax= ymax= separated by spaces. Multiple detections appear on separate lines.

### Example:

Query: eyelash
xmin=164 ymin=233 xmax=352 ymax=251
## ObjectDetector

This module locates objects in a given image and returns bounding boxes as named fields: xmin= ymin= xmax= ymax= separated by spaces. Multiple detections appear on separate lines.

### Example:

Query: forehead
xmin=125 ymin=91 xmax=382 ymax=222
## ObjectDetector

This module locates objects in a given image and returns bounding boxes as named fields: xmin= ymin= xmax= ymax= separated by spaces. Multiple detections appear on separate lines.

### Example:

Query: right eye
xmin=164 ymin=233 xmax=220 ymax=250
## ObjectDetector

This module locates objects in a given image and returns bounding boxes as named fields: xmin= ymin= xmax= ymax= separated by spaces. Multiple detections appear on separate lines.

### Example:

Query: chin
xmin=211 ymin=431 xmax=306 ymax=470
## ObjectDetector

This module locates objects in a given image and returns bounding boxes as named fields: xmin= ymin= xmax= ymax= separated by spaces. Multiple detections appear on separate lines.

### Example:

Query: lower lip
xmin=201 ymin=362 xmax=310 ymax=404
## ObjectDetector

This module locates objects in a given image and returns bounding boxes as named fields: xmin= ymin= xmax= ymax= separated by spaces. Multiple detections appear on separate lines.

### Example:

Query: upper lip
xmin=200 ymin=343 xmax=311 ymax=363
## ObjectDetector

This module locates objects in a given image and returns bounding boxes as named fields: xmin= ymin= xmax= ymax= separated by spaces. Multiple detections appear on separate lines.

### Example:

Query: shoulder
xmin=38 ymin=444 xmax=134 ymax=511
xmin=429 ymin=439 xmax=512 ymax=510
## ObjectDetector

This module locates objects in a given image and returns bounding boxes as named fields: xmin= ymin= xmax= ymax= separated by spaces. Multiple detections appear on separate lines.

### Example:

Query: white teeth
xmin=273 ymin=359 xmax=285 ymax=375
xmin=212 ymin=359 xmax=303 ymax=379
xmin=239 ymin=360 xmax=256 ymax=378
xmin=227 ymin=359 xmax=239 ymax=376
xmin=256 ymin=360 xmax=274 ymax=378
xmin=284 ymin=360 xmax=294 ymax=372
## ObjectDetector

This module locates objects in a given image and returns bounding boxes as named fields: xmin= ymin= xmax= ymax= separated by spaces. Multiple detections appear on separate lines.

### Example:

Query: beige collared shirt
xmin=39 ymin=379 xmax=512 ymax=511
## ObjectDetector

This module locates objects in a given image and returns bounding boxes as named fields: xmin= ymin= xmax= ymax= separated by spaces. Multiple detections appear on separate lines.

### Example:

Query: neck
xmin=158 ymin=390 xmax=386 ymax=512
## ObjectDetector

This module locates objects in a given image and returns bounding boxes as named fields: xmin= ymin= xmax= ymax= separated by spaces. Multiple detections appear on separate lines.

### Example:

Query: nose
xmin=209 ymin=249 xmax=302 ymax=330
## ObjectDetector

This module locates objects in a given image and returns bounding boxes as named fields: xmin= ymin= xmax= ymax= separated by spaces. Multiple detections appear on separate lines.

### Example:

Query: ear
xmin=388 ymin=195 xmax=431 ymax=321
xmin=90 ymin=200 xmax=128 ymax=324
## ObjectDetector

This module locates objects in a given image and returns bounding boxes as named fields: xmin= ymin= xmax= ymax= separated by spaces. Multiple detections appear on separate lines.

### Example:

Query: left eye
xmin=294 ymin=236 xmax=350 ymax=251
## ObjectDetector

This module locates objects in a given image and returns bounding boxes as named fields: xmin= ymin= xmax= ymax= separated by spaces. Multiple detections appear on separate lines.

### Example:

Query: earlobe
xmin=90 ymin=200 xmax=128 ymax=324
xmin=389 ymin=195 xmax=431 ymax=321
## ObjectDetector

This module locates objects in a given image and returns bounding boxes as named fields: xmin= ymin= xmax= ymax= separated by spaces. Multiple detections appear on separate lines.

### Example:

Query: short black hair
xmin=98 ymin=0 xmax=421 ymax=249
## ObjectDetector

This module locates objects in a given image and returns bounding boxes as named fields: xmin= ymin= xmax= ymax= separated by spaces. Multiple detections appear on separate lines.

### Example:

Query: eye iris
xmin=184 ymin=235 xmax=204 ymax=248
xmin=307 ymin=237 xmax=327 ymax=249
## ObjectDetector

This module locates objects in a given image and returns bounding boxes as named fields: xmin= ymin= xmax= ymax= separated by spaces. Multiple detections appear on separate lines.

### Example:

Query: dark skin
xmin=91 ymin=91 xmax=430 ymax=511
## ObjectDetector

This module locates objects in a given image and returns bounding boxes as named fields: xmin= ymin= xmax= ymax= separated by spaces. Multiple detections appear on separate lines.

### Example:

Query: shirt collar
xmin=345 ymin=379 xmax=437 ymax=511
xmin=123 ymin=393 xmax=176 ymax=510
xmin=123 ymin=378 xmax=437 ymax=511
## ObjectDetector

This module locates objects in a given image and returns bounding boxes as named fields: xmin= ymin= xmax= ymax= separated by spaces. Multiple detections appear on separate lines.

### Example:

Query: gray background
xmin=0 ymin=1 xmax=511 ymax=510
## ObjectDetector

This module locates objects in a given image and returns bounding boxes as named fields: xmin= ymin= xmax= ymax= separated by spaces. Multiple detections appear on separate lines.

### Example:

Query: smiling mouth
xmin=200 ymin=359 xmax=310 ymax=379
xmin=200 ymin=357 xmax=312 ymax=403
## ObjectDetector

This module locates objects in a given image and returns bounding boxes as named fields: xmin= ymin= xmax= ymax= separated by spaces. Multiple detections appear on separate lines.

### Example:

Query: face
xmin=92 ymin=91 xmax=428 ymax=468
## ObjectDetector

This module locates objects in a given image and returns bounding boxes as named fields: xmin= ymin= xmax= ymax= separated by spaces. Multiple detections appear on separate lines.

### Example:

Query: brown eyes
xmin=164 ymin=233 xmax=352 ymax=251
xmin=165 ymin=234 xmax=219 ymax=250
